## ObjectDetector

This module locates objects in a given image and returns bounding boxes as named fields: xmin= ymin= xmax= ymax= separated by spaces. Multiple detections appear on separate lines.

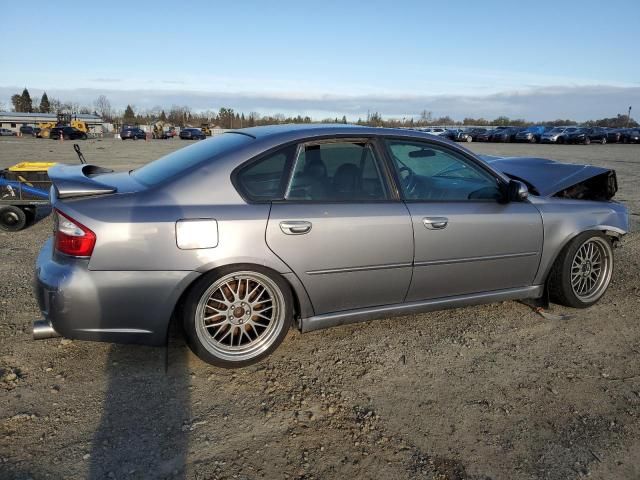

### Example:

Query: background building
xmin=0 ymin=112 xmax=104 ymax=134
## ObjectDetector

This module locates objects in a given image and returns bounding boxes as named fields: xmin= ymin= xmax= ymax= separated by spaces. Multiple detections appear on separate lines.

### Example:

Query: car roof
xmin=230 ymin=123 xmax=447 ymax=145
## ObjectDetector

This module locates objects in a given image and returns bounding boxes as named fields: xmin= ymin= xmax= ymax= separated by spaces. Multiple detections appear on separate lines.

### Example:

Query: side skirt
xmin=300 ymin=285 xmax=544 ymax=333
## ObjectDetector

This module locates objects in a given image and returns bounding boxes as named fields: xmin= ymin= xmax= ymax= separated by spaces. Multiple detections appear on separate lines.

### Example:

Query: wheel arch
xmin=535 ymin=225 xmax=622 ymax=287
xmin=167 ymin=261 xmax=313 ymax=343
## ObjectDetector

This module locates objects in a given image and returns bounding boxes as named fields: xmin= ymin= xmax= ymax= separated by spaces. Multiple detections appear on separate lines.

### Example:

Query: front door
xmin=266 ymin=139 xmax=414 ymax=314
xmin=384 ymin=139 xmax=543 ymax=301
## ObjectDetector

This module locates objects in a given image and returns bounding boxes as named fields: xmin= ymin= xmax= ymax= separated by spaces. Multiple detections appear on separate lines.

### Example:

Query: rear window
xmin=132 ymin=133 xmax=252 ymax=186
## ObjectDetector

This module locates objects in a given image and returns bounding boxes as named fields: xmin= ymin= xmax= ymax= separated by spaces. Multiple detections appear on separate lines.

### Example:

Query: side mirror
xmin=507 ymin=179 xmax=529 ymax=201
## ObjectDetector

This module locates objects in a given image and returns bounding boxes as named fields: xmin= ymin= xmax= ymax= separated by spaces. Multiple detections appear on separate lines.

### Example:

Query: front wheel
xmin=584 ymin=137 xmax=591 ymax=145
xmin=601 ymin=137 xmax=607 ymax=144
xmin=548 ymin=232 xmax=614 ymax=308
xmin=182 ymin=266 xmax=293 ymax=368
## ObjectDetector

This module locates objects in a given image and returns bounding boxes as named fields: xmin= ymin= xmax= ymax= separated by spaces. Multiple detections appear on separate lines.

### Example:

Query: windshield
xmin=549 ymin=128 xmax=563 ymax=133
xmin=132 ymin=132 xmax=252 ymax=186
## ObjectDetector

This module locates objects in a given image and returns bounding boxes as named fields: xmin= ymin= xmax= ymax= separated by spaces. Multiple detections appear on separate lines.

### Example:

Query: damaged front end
xmin=553 ymin=170 xmax=618 ymax=201
xmin=482 ymin=155 xmax=620 ymax=200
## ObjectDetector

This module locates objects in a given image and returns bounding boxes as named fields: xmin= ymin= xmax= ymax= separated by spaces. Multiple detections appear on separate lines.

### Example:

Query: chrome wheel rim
xmin=195 ymin=271 xmax=285 ymax=362
xmin=570 ymin=238 xmax=612 ymax=303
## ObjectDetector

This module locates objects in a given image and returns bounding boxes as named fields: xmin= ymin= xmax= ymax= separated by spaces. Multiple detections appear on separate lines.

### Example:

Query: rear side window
xmin=287 ymin=141 xmax=388 ymax=201
xmin=235 ymin=144 xmax=297 ymax=201
xmin=133 ymin=133 xmax=252 ymax=186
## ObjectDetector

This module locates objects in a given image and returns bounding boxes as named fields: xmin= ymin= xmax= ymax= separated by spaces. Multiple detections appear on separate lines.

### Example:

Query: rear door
xmin=265 ymin=139 xmax=413 ymax=314
xmin=383 ymin=138 xmax=543 ymax=301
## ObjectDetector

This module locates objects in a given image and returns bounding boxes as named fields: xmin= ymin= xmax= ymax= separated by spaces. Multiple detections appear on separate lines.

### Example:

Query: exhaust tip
xmin=33 ymin=319 xmax=60 ymax=340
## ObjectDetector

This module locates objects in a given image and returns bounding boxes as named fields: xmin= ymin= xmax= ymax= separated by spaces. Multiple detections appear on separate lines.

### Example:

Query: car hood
xmin=480 ymin=155 xmax=614 ymax=197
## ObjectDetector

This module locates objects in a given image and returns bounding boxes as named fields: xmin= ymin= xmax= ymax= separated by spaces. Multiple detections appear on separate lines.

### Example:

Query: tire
xmin=466 ymin=136 xmax=472 ymax=142
xmin=0 ymin=206 xmax=27 ymax=232
xmin=557 ymin=137 xmax=565 ymax=144
xmin=181 ymin=265 xmax=293 ymax=368
xmin=584 ymin=137 xmax=591 ymax=145
xmin=601 ymin=137 xmax=607 ymax=145
xmin=529 ymin=136 xmax=537 ymax=143
xmin=81 ymin=133 xmax=88 ymax=140
xmin=548 ymin=231 xmax=614 ymax=308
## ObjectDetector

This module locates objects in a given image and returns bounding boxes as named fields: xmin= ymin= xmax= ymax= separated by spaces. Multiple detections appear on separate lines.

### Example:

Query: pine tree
xmin=341 ymin=115 xmax=347 ymax=124
xmin=123 ymin=105 xmax=135 ymax=122
xmin=20 ymin=88 xmax=33 ymax=113
xmin=159 ymin=110 xmax=167 ymax=122
xmin=39 ymin=92 xmax=51 ymax=113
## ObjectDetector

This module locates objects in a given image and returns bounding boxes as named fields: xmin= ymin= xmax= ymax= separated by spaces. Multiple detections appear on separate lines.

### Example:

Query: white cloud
xmin=1 ymin=84 xmax=638 ymax=121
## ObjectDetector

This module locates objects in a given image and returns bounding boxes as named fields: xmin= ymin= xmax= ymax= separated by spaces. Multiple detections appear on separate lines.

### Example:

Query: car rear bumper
xmin=34 ymin=239 xmax=199 ymax=346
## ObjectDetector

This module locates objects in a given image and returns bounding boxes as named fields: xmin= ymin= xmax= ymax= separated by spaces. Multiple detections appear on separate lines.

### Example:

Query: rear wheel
xmin=182 ymin=266 xmax=293 ymax=368
xmin=548 ymin=232 xmax=614 ymax=308
xmin=0 ymin=206 xmax=27 ymax=232
xmin=601 ymin=137 xmax=607 ymax=145
xmin=584 ymin=137 xmax=591 ymax=145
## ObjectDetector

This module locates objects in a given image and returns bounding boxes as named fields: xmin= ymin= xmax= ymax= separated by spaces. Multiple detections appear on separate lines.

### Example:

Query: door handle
xmin=280 ymin=220 xmax=312 ymax=235
xmin=423 ymin=217 xmax=448 ymax=230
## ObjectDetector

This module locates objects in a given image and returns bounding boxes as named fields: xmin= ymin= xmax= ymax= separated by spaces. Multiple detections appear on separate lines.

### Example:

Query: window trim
xmin=282 ymin=137 xmax=394 ymax=204
xmin=379 ymin=136 xmax=509 ymax=204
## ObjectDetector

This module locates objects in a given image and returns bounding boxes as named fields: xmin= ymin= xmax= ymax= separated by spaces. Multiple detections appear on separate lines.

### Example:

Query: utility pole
xmin=627 ymin=106 xmax=632 ymax=128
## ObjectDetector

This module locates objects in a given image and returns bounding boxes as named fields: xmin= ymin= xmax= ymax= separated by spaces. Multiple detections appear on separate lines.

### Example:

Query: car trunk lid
xmin=47 ymin=164 xmax=144 ymax=199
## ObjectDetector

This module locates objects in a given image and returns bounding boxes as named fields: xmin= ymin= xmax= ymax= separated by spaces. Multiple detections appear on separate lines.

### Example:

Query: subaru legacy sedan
xmin=33 ymin=124 xmax=628 ymax=367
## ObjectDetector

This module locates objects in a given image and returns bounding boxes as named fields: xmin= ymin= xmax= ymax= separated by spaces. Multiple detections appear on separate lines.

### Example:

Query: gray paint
xmin=33 ymin=124 xmax=629 ymax=347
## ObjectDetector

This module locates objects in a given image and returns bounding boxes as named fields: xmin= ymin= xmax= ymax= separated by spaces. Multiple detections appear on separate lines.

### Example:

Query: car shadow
xmin=88 ymin=323 xmax=191 ymax=479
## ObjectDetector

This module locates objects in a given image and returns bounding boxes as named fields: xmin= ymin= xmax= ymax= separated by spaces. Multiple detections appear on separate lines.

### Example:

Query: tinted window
xmin=236 ymin=144 xmax=297 ymax=201
xmin=132 ymin=133 xmax=252 ymax=186
xmin=385 ymin=140 xmax=501 ymax=201
xmin=287 ymin=141 xmax=387 ymax=201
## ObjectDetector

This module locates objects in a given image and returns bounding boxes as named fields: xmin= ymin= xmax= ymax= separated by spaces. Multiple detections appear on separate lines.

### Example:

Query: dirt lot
xmin=1 ymin=136 xmax=639 ymax=480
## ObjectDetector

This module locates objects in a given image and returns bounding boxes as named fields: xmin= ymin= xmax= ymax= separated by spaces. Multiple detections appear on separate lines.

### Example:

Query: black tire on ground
xmin=181 ymin=264 xmax=294 ymax=368
xmin=548 ymin=231 xmax=614 ymax=308
xmin=0 ymin=206 xmax=27 ymax=232
xmin=601 ymin=137 xmax=607 ymax=144
xmin=530 ymin=136 xmax=537 ymax=143
xmin=557 ymin=137 xmax=565 ymax=144
xmin=584 ymin=137 xmax=591 ymax=145
xmin=23 ymin=207 xmax=36 ymax=226
xmin=81 ymin=133 xmax=88 ymax=140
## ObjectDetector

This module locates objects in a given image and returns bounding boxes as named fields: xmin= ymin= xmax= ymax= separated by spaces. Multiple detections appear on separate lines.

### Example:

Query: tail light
xmin=53 ymin=209 xmax=96 ymax=257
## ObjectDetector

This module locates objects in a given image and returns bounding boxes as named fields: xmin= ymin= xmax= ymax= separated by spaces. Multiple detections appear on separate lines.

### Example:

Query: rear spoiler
xmin=48 ymin=164 xmax=116 ymax=199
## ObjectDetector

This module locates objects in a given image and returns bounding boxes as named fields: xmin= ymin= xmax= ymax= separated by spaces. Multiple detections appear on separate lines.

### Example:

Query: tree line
xmin=5 ymin=88 xmax=638 ymax=129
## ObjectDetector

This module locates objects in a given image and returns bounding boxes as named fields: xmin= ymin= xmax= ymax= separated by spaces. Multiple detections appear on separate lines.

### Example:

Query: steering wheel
xmin=397 ymin=165 xmax=417 ymax=196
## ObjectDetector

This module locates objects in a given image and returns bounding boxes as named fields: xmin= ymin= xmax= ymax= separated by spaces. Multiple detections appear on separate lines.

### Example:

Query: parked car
xmin=490 ymin=127 xmax=524 ymax=142
xmin=49 ymin=127 xmax=88 ymax=140
xmin=515 ymin=126 xmax=547 ymax=143
xmin=32 ymin=124 xmax=628 ymax=367
xmin=463 ymin=128 xmax=486 ymax=141
xmin=442 ymin=129 xmax=472 ymax=142
xmin=621 ymin=129 xmax=640 ymax=144
xmin=474 ymin=129 xmax=495 ymax=142
xmin=19 ymin=125 xmax=36 ymax=136
xmin=120 ymin=127 xmax=147 ymax=140
xmin=180 ymin=128 xmax=207 ymax=140
xmin=541 ymin=127 xmax=571 ymax=144
xmin=0 ymin=128 xmax=17 ymax=136
xmin=564 ymin=127 xmax=608 ymax=145
xmin=606 ymin=128 xmax=625 ymax=144
xmin=418 ymin=127 xmax=447 ymax=136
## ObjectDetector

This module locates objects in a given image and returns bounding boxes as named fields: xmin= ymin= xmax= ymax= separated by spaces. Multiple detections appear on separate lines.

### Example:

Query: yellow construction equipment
xmin=201 ymin=123 xmax=212 ymax=136
xmin=37 ymin=113 xmax=88 ymax=138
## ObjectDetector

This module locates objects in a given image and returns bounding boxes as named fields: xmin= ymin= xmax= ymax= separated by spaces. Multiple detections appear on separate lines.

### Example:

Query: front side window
xmin=286 ymin=141 xmax=388 ymax=201
xmin=385 ymin=140 xmax=502 ymax=201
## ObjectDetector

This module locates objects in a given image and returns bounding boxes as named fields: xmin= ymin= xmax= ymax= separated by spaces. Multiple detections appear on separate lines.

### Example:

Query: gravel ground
xmin=0 ymin=136 xmax=639 ymax=480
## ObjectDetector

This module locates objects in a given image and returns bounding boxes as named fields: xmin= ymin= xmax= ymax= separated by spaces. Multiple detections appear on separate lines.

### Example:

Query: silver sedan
xmin=33 ymin=125 xmax=629 ymax=367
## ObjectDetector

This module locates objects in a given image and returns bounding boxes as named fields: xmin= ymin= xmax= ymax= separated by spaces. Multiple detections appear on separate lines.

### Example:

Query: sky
xmin=1 ymin=0 xmax=639 ymax=121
